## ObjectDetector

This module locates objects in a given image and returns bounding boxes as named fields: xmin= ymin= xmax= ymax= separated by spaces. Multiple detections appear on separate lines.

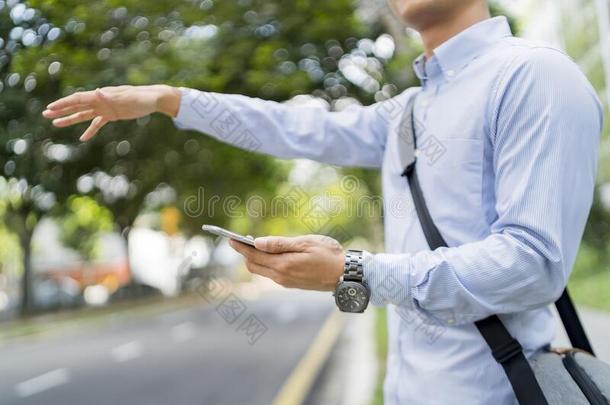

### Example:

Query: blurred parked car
xmin=33 ymin=275 xmax=82 ymax=311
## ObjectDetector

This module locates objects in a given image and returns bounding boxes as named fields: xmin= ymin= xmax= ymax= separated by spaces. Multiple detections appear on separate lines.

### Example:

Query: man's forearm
xmin=363 ymin=230 xmax=565 ymax=325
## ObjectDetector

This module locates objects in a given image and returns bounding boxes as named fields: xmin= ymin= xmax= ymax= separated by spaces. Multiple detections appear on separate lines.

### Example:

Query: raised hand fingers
xmin=46 ymin=91 xmax=97 ymax=111
xmin=42 ymin=104 xmax=89 ymax=119
xmin=80 ymin=116 xmax=107 ymax=141
xmin=51 ymin=109 xmax=96 ymax=128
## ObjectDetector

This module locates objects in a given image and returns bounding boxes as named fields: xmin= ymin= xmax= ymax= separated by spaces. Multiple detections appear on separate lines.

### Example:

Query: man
xmin=43 ymin=0 xmax=602 ymax=403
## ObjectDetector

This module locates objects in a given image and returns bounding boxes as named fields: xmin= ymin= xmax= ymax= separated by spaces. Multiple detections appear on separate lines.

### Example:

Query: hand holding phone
xmin=201 ymin=224 xmax=255 ymax=247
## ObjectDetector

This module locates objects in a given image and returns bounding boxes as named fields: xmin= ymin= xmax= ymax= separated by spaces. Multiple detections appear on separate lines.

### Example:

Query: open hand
xmin=229 ymin=235 xmax=345 ymax=291
xmin=42 ymin=84 xmax=180 ymax=141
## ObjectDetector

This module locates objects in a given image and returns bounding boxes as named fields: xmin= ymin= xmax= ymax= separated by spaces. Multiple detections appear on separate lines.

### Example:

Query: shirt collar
xmin=412 ymin=16 xmax=513 ymax=83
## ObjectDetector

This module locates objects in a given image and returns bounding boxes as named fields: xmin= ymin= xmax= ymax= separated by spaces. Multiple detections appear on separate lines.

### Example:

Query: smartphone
xmin=201 ymin=224 xmax=255 ymax=247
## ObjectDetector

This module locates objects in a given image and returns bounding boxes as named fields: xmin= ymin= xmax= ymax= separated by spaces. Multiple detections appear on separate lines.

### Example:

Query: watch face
xmin=335 ymin=281 xmax=369 ymax=313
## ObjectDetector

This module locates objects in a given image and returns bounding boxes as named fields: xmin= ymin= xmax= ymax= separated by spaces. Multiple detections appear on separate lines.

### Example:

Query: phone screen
xmin=201 ymin=224 xmax=255 ymax=247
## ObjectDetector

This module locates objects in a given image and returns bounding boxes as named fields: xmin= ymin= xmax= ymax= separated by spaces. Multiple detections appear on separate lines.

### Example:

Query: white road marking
xmin=171 ymin=322 xmax=196 ymax=342
xmin=15 ymin=368 xmax=70 ymax=398
xmin=111 ymin=341 xmax=143 ymax=363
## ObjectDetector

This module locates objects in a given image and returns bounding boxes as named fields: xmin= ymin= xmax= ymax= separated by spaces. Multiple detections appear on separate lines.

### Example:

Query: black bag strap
xmin=556 ymin=289 xmax=594 ymax=354
xmin=401 ymin=94 xmax=553 ymax=404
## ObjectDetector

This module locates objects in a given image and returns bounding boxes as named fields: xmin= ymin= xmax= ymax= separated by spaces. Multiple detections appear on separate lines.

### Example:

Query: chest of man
xmin=380 ymin=58 xmax=505 ymax=255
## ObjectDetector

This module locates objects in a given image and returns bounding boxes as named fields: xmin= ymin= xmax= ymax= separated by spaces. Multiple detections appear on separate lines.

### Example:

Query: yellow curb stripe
xmin=272 ymin=309 xmax=344 ymax=405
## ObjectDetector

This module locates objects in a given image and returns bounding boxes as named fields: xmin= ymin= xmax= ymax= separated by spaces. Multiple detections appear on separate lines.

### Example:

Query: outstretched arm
xmin=43 ymin=85 xmax=396 ymax=168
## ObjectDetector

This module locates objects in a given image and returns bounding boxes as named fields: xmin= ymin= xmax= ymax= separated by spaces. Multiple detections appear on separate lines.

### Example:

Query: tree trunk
xmin=19 ymin=232 xmax=34 ymax=316
xmin=120 ymin=226 xmax=135 ymax=286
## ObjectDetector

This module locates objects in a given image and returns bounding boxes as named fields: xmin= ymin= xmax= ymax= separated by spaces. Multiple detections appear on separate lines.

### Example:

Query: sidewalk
xmin=304 ymin=309 xmax=378 ymax=405
xmin=553 ymin=306 xmax=610 ymax=362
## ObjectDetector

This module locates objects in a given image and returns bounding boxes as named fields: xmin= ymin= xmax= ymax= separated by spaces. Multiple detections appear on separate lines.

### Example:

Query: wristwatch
xmin=334 ymin=250 xmax=370 ymax=313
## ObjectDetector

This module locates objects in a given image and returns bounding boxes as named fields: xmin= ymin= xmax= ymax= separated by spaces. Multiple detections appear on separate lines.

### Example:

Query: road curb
xmin=272 ymin=309 xmax=344 ymax=405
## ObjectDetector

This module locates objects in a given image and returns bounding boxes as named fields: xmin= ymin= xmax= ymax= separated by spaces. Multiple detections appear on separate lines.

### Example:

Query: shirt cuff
xmin=171 ymin=87 xmax=263 ymax=152
xmin=363 ymin=251 xmax=414 ymax=307
xmin=172 ymin=87 xmax=220 ymax=131
xmin=364 ymin=250 xmax=462 ymax=325
xmin=172 ymin=87 xmax=190 ymax=129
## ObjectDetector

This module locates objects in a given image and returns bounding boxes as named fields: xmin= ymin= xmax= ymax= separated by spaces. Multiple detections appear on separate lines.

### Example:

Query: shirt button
xmin=446 ymin=70 xmax=455 ymax=77
xmin=420 ymin=99 xmax=428 ymax=107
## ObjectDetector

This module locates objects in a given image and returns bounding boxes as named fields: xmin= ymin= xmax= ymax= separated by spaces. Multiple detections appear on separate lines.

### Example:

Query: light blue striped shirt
xmin=173 ymin=17 xmax=602 ymax=405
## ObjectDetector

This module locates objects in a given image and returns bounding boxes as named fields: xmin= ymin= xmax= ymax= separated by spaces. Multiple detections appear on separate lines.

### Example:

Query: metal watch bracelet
xmin=343 ymin=249 xmax=364 ymax=282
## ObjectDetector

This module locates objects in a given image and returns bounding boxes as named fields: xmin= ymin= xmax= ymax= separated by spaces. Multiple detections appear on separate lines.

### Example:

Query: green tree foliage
xmin=59 ymin=195 xmax=113 ymax=261
xmin=1 ymin=0 xmax=405 ymax=313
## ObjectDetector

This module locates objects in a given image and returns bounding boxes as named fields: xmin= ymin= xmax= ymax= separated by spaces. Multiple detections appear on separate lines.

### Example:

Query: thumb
xmin=254 ymin=236 xmax=305 ymax=253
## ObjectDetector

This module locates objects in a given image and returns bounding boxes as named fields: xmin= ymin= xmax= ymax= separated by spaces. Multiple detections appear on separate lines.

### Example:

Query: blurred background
xmin=0 ymin=0 xmax=609 ymax=404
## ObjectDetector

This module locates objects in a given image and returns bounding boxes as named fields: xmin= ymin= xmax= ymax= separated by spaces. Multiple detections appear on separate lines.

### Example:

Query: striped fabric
xmin=173 ymin=17 xmax=603 ymax=405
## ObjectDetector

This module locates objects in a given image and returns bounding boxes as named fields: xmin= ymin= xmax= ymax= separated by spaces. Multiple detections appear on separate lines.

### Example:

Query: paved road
xmin=0 ymin=289 xmax=334 ymax=405
xmin=3 ymin=288 xmax=609 ymax=405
